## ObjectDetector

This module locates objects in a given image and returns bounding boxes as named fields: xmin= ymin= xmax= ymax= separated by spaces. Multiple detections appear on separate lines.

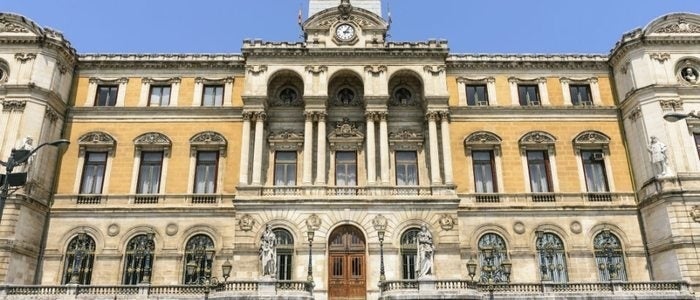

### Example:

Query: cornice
xmin=0 ymin=13 xmax=77 ymax=66
xmin=609 ymin=35 xmax=700 ymax=66
xmin=67 ymin=106 xmax=243 ymax=122
xmin=77 ymin=53 xmax=246 ymax=70
xmin=446 ymin=53 xmax=609 ymax=70
xmin=242 ymin=39 xmax=449 ymax=58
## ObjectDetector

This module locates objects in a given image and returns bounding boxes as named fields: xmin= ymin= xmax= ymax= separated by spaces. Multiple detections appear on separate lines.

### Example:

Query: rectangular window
xmin=194 ymin=151 xmax=218 ymax=193
xmin=202 ymin=85 xmax=224 ymax=107
xmin=518 ymin=85 xmax=540 ymax=106
xmin=473 ymin=150 xmax=497 ymax=193
xmin=274 ymin=151 xmax=297 ymax=186
xmin=396 ymin=151 xmax=418 ymax=186
xmin=136 ymin=151 xmax=163 ymax=194
xmin=95 ymin=85 xmax=118 ymax=106
xmin=335 ymin=151 xmax=357 ymax=186
xmin=466 ymin=85 xmax=489 ymax=106
xmin=527 ymin=150 xmax=552 ymax=193
xmin=569 ymin=84 xmax=592 ymax=106
xmin=80 ymin=152 xmax=107 ymax=194
xmin=148 ymin=85 xmax=171 ymax=106
xmin=581 ymin=150 xmax=609 ymax=192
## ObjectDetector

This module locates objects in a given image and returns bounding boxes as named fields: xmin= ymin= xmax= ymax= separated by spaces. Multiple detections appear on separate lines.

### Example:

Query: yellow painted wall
xmin=57 ymin=122 xmax=242 ymax=195
xmin=450 ymin=120 xmax=633 ymax=194
xmin=124 ymin=77 xmax=142 ymax=106
xmin=232 ymin=76 xmax=244 ymax=107
xmin=74 ymin=77 xmax=89 ymax=106
xmin=178 ymin=78 xmax=195 ymax=107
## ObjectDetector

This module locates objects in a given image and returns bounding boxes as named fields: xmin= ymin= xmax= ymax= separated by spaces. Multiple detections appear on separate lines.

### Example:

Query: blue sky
xmin=3 ymin=0 xmax=698 ymax=54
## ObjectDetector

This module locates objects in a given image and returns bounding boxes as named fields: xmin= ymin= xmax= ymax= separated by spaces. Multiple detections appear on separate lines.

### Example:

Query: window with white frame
xmin=509 ymin=77 xmax=549 ymax=106
xmin=86 ymin=77 xmax=128 ymax=107
xmin=464 ymin=131 xmax=503 ymax=196
xmin=456 ymin=77 xmax=497 ymax=106
xmin=560 ymin=78 xmax=601 ymax=106
xmin=396 ymin=151 xmax=418 ymax=186
xmin=193 ymin=77 xmax=233 ymax=107
xmin=136 ymin=151 xmax=164 ymax=194
xmin=519 ymin=131 xmax=558 ymax=200
xmin=189 ymin=131 xmax=227 ymax=196
xmin=148 ymin=85 xmax=171 ymax=107
xmin=274 ymin=151 xmax=297 ymax=186
xmin=573 ymin=131 xmax=613 ymax=200
xmin=194 ymin=151 xmax=218 ymax=194
xmin=75 ymin=131 xmax=116 ymax=203
xmin=131 ymin=132 xmax=171 ymax=202
xmin=140 ymin=77 xmax=180 ymax=107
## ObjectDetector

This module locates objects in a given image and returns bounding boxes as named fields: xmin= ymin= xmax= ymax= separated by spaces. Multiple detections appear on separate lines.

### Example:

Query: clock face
xmin=335 ymin=24 xmax=356 ymax=41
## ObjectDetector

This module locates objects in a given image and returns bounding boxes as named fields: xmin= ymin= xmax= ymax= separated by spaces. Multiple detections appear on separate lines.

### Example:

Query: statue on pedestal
xmin=416 ymin=224 xmax=434 ymax=278
xmin=648 ymin=136 xmax=672 ymax=177
xmin=259 ymin=224 xmax=277 ymax=278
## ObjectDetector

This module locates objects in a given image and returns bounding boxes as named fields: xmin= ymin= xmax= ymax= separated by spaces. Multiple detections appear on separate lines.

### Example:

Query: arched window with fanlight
xmin=400 ymin=228 xmax=421 ymax=279
xmin=122 ymin=233 xmax=155 ymax=285
xmin=536 ymin=231 xmax=568 ymax=283
xmin=478 ymin=233 xmax=510 ymax=283
xmin=183 ymin=234 xmax=215 ymax=284
xmin=594 ymin=230 xmax=627 ymax=281
xmin=274 ymin=229 xmax=294 ymax=280
xmin=62 ymin=233 xmax=96 ymax=284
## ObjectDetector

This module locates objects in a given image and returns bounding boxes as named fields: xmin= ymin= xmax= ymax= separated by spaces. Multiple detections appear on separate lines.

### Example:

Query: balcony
xmin=461 ymin=192 xmax=636 ymax=208
xmin=54 ymin=194 xmax=231 ymax=209
xmin=0 ymin=281 xmax=312 ymax=299
xmin=242 ymin=185 xmax=454 ymax=198
xmin=379 ymin=280 xmax=693 ymax=300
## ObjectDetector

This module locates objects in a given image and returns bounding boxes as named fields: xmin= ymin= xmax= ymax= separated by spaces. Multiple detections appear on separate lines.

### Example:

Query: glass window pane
xmin=582 ymin=150 xmax=609 ymax=192
xmin=466 ymin=85 xmax=488 ymax=106
xmin=194 ymin=151 xmax=218 ymax=193
xmin=96 ymin=86 xmax=118 ymax=106
xmin=473 ymin=150 xmax=496 ymax=193
xmin=274 ymin=151 xmax=297 ymax=186
xmin=336 ymin=151 xmax=357 ymax=186
xmin=527 ymin=151 xmax=551 ymax=192
xmin=570 ymin=85 xmax=591 ymax=106
xmin=137 ymin=151 xmax=163 ymax=194
xmin=80 ymin=152 xmax=107 ymax=194
xmin=396 ymin=151 xmax=418 ymax=186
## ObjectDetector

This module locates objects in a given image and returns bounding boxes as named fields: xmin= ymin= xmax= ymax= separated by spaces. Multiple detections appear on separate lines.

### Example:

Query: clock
xmin=335 ymin=24 xmax=356 ymax=41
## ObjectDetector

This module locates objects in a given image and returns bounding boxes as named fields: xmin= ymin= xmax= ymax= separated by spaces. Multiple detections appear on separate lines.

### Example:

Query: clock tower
xmin=303 ymin=0 xmax=389 ymax=48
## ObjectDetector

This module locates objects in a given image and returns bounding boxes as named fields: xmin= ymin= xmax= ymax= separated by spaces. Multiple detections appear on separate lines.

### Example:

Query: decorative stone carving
xmin=306 ymin=214 xmax=321 ymax=231
xmin=2 ymin=100 xmax=26 ymax=112
xmin=305 ymin=65 xmax=327 ymax=74
xmin=439 ymin=214 xmax=456 ymax=231
xmin=416 ymin=224 xmax=434 ymax=279
xmin=78 ymin=131 xmax=116 ymax=146
xmin=650 ymin=53 xmax=671 ymax=63
xmin=259 ymin=224 xmax=277 ymax=277
xmin=246 ymin=65 xmax=268 ymax=75
xmin=371 ymin=214 xmax=387 ymax=231
xmin=45 ymin=108 xmax=60 ymax=122
xmin=627 ymin=106 xmax=642 ymax=121
xmin=271 ymin=87 xmax=303 ymax=107
xmin=465 ymin=131 xmax=502 ymax=146
xmin=268 ymin=129 xmax=304 ymax=151
xmin=390 ymin=87 xmax=417 ymax=106
xmin=338 ymin=0 xmax=353 ymax=18
xmin=239 ymin=214 xmax=254 ymax=231
xmin=573 ymin=131 xmax=610 ymax=150
xmin=654 ymin=18 xmax=700 ymax=34
xmin=513 ymin=221 xmax=526 ymax=234
xmin=333 ymin=87 xmax=360 ymax=106
xmin=570 ymin=221 xmax=582 ymax=234
xmin=0 ymin=19 xmax=30 ymax=33
xmin=165 ymin=223 xmax=178 ymax=236
xmin=659 ymin=99 xmax=683 ymax=111
xmin=423 ymin=65 xmax=446 ymax=75
xmin=691 ymin=206 xmax=700 ymax=222
xmin=14 ymin=53 xmax=36 ymax=63
xmin=680 ymin=66 xmax=698 ymax=84
xmin=190 ymin=131 xmax=226 ymax=145
xmin=519 ymin=131 xmax=556 ymax=146
xmin=328 ymin=118 xmax=364 ymax=151
xmin=364 ymin=65 xmax=387 ymax=75
xmin=389 ymin=129 xmax=424 ymax=150
xmin=134 ymin=132 xmax=171 ymax=147
xmin=107 ymin=223 xmax=120 ymax=237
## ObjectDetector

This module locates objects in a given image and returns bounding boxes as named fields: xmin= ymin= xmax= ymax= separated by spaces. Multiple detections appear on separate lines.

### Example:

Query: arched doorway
xmin=328 ymin=225 xmax=366 ymax=300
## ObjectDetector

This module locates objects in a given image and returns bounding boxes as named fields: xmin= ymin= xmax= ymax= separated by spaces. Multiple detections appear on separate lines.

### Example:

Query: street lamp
xmin=0 ymin=139 xmax=69 ymax=223
xmin=663 ymin=110 xmax=700 ymax=122
xmin=305 ymin=214 xmax=320 ymax=292
xmin=372 ymin=214 xmax=387 ymax=282
xmin=466 ymin=256 xmax=477 ymax=282
xmin=221 ymin=258 xmax=232 ymax=282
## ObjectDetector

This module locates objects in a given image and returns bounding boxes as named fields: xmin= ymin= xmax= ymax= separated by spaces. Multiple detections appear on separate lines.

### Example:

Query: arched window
xmin=122 ymin=233 xmax=155 ymax=285
xmin=594 ymin=230 xmax=627 ymax=281
xmin=183 ymin=235 xmax=215 ymax=284
xmin=536 ymin=232 xmax=568 ymax=282
xmin=62 ymin=233 xmax=96 ymax=284
xmin=478 ymin=233 xmax=509 ymax=283
xmin=400 ymin=228 xmax=420 ymax=279
xmin=274 ymin=229 xmax=294 ymax=280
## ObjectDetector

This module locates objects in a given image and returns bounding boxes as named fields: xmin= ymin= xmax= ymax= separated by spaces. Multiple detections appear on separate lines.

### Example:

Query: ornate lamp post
xmin=466 ymin=257 xmax=477 ymax=282
xmin=305 ymin=214 xmax=321 ymax=291
xmin=222 ymin=258 xmax=232 ymax=282
xmin=0 ymin=139 xmax=69 ymax=223
xmin=372 ymin=214 xmax=387 ymax=282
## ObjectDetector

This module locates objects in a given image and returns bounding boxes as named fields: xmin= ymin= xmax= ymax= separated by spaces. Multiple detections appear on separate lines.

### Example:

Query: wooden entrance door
xmin=328 ymin=225 xmax=366 ymax=300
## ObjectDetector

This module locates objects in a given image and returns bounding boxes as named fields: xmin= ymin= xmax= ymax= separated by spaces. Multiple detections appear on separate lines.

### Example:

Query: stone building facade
xmin=0 ymin=1 xmax=698 ymax=299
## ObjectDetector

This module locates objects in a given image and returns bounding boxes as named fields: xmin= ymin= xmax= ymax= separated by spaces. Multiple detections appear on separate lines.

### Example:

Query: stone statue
xmin=259 ymin=224 xmax=277 ymax=277
xmin=416 ymin=224 xmax=434 ymax=278
xmin=15 ymin=136 xmax=35 ymax=173
xmin=648 ymin=136 xmax=671 ymax=177
xmin=682 ymin=67 xmax=697 ymax=84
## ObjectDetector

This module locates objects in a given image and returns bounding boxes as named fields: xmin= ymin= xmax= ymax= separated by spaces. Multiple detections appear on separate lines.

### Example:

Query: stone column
xmin=315 ymin=113 xmax=327 ymax=185
xmin=378 ymin=112 xmax=390 ymax=184
xmin=238 ymin=112 xmax=252 ymax=185
xmin=251 ymin=112 xmax=266 ymax=185
xmin=303 ymin=112 xmax=315 ymax=185
xmin=427 ymin=112 xmax=442 ymax=185
xmin=366 ymin=112 xmax=376 ymax=185
xmin=440 ymin=111 xmax=454 ymax=185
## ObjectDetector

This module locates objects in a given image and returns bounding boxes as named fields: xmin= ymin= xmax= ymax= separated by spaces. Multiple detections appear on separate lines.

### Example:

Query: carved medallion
xmin=439 ymin=214 xmax=456 ymax=231
xmin=239 ymin=214 xmax=254 ymax=231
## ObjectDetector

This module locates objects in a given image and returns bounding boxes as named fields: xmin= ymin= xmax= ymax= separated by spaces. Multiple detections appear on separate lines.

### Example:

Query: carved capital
xmin=246 ymin=65 xmax=268 ymax=75
xmin=364 ymin=65 xmax=387 ymax=75
xmin=650 ymin=53 xmax=671 ymax=63
xmin=627 ymin=106 xmax=642 ymax=121
xmin=254 ymin=112 xmax=267 ymax=122
xmin=45 ymin=108 xmax=60 ymax=122
xmin=659 ymin=99 xmax=683 ymax=112
xmin=425 ymin=111 xmax=440 ymax=122
xmin=439 ymin=111 xmax=450 ymax=121
xmin=2 ymin=100 xmax=26 ymax=112
xmin=423 ymin=65 xmax=445 ymax=75
xmin=305 ymin=65 xmax=328 ymax=74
